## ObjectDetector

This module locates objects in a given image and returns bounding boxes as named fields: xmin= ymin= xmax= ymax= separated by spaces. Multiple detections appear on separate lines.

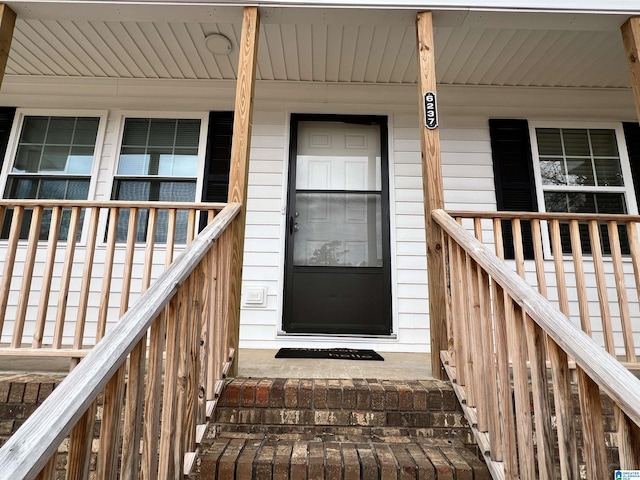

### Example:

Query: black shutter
xmin=0 ymin=107 xmax=16 ymax=178
xmin=202 ymin=111 xmax=234 ymax=203
xmin=489 ymin=119 xmax=538 ymax=260
xmin=623 ymin=122 xmax=640 ymax=212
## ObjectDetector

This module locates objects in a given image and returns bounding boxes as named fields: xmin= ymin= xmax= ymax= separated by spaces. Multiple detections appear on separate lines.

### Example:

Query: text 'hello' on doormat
xmin=275 ymin=348 xmax=384 ymax=361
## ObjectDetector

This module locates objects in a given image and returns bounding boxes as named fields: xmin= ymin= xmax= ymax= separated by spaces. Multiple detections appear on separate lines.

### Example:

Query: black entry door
xmin=283 ymin=115 xmax=392 ymax=335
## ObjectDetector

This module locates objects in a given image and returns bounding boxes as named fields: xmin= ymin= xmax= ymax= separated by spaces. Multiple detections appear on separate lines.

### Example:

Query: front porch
xmin=1 ymin=1 xmax=640 ymax=479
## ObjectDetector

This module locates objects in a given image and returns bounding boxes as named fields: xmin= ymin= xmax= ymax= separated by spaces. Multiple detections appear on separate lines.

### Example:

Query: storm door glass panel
xmin=293 ymin=122 xmax=382 ymax=268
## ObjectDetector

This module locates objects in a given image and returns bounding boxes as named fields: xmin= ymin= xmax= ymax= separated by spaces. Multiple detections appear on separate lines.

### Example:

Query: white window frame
xmin=0 ymin=109 xmax=108 ymax=244
xmin=529 ymin=121 xmax=638 ymax=256
xmin=106 ymin=111 xmax=210 ymax=244
xmin=109 ymin=111 xmax=209 ymax=203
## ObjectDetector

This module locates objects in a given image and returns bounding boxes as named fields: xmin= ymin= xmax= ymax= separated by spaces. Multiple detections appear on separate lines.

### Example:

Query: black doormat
xmin=275 ymin=348 xmax=384 ymax=361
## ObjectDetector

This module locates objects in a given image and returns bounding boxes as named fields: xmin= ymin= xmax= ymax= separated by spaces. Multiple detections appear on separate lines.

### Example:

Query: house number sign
xmin=423 ymin=91 xmax=438 ymax=129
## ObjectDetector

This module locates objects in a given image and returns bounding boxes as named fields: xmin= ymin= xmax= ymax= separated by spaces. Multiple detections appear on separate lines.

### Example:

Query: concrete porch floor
xmin=0 ymin=349 xmax=434 ymax=380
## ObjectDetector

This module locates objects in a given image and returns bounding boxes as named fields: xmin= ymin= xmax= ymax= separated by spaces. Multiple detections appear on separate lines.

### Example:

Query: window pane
xmin=594 ymin=158 xmax=623 ymax=186
xmin=122 ymin=119 xmax=149 ymax=146
xmin=68 ymin=147 xmax=95 ymax=174
xmin=148 ymin=119 xmax=175 ymax=147
xmin=39 ymin=179 xmax=67 ymax=199
xmin=45 ymin=117 xmax=75 ymax=144
xmin=540 ymin=158 xmax=565 ymax=185
xmin=536 ymin=128 xmax=563 ymax=156
xmin=5 ymin=178 xmax=38 ymax=198
xmin=158 ymin=181 xmax=196 ymax=202
xmin=175 ymin=119 xmax=200 ymax=147
xmin=565 ymin=158 xmax=594 ymax=186
xmin=21 ymin=117 xmax=48 ymax=143
xmin=589 ymin=129 xmax=618 ymax=157
xmin=73 ymin=118 xmax=100 ymax=145
xmin=594 ymin=193 xmax=626 ymax=214
xmin=118 ymin=148 xmax=147 ymax=175
xmin=41 ymin=145 xmax=70 ymax=172
xmin=67 ymin=180 xmax=90 ymax=200
xmin=562 ymin=129 xmax=590 ymax=156
xmin=13 ymin=145 xmax=42 ymax=172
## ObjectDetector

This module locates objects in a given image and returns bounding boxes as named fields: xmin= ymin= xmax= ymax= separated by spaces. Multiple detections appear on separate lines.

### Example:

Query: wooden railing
xmin=448 ymin=210 xmax=640 ymax=366
xmin=0 ymin=199 xmax=227 ymax=360
xmin=434 ymin=209 xmax=640 ymax=479
xmin=0 ymin=202 xmax=240 ymax=480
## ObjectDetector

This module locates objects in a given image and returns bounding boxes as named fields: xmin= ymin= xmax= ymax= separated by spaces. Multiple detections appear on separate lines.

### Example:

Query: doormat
xmin=275 ymin=348 xmax=384 ymax=361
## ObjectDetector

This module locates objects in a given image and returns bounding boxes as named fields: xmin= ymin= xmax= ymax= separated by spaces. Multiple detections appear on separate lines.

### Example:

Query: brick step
xmin=200 ymin=432 xmax=491 ymax=480
xmin=214 ymin=378 xmax=470 ymax=439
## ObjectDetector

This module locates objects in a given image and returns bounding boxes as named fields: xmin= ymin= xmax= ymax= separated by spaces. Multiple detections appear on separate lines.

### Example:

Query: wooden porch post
xmin=619 ymin=16 xmax=640 ymax=471
xmin=416 ymin=11 xmax=447 ymax=380
xmin=623 ymin=17 xmax=640 ymax=122
xmin=0 ymin=4 xmax=15 ymax=88
xmin=226 ymin=6 xmax=259 ymax=376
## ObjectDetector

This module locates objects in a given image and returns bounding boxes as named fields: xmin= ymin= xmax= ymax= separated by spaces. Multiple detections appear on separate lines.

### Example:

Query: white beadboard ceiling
xmin=5 ymin=18 xmax=632 ymax=88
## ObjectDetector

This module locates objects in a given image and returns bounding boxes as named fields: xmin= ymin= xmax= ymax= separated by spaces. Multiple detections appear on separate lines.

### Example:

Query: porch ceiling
xmin=4 ymin=9 xmax=633 ymax=88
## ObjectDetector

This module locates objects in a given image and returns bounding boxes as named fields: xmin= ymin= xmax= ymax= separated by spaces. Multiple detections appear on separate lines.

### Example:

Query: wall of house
xmin=0 ymin=77 xmax=638 ymax=354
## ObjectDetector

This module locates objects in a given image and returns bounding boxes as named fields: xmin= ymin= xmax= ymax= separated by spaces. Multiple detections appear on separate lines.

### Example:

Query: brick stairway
xmin=199 ymin=378 xmax=490 ymax=479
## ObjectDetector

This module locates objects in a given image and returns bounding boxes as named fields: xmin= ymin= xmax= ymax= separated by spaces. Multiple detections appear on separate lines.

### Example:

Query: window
xmin=490 ymin=119 xmax=640 ymax=258
xmin=2 ymin=115 xmax=101 ymax=240
xmin=531 ymin=125 xmax=636 ymax=254
xmin=112 ymin=117 xmax=203 ymax=243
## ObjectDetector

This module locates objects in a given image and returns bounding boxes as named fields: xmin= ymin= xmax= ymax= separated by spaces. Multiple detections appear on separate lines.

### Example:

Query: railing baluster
xmin=97 ymin=207 xmax=119 ymax=341
xmin=493 ymin=281 xmax=519 ymax=475
xmin=505 ymin=300 xmax=535 ymax=478
xmin=549 ymin=219 xmax=571 ymax=317
xmin=165 ymin=209 xmax=177 ymax=266
xmin=546 ymin=337 xmax=579 ymax=479
xmin=206 ymin=242 xmax=219 ymax=395
xmin=175 ymin=279 xmax=192 ymax=474
xmin=33 ymin=206 xmax=62 ymax=348
xmin=588 ymin=220 xmax=615 ymax=353
xmin=66 ymin=401 xmax=97 ymax=480
xmin=0 ymin=206 xmax=22 ymax=336
xmin=141 ymin=313 xmax=166 ymax=480
xmin=158 ymin=291 xmax=182 ymax=480
xmin=121 ymin=335 xmax=147 ymax=480
xmin=479 ymin=269 xmax=501 ymax=460
xmin=35 ymin=453 xmax=57 ymax=480
xmin=120 ymin=207 xmax=139 ymax=314
xmin=73 ymin=207 xmax=100 ymax=356
xmin=53 ymin=206 xmax=82 ymax=349
xmin=608 ymin=220 xmax=636 ymax=362
xmin=511 ymin=218 xmax=525 ymax=278
xmin=575 ymin=367 xmax=609 ymax=479
xmin=523 ymin=312 xmax=556 ymax=479
xmin=450 ymin=243 xmax=467 ymax=388
xmin=618 ymin=413 xmax=640 ymax=470
xmin=461 ymin=252 xmax=476 ymax=405
xmin=627 ymin=220 xmax=640 ymax=363
xmin=569 ymin=220 xmax=592 ymax=334
xmin=13 ymin=206 xmax=43 ymax=348
xmin=467 ymin=257 xmax=485 ymax=429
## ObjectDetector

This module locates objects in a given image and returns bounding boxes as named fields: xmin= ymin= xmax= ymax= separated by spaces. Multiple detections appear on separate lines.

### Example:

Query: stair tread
xmin=200 ymin=432 xmax=490 ymax=479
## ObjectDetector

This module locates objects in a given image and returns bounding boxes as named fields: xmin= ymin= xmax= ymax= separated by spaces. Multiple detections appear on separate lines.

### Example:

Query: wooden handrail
xmin=0 ymin=199 xmax=227 ymax=210
xmin=433 ymin=209 xmax=640 ymax=426
xmin=448 ymin=209 xmax=640 ymax=222
xmin=0 ymin=202 xmax=241 ymax=480
xmin=432 ymin=210 xmax=640 ymax=480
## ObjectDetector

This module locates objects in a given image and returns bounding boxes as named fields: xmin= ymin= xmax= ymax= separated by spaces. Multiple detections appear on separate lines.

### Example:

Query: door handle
xmin=289 ymin=217 xmax=299 ymax=234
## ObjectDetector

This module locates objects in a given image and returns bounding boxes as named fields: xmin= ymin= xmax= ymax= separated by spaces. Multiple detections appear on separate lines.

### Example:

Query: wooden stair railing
xmin=0 ymin=199 xmax=230 ymax=359
xmin=433 ymin=208 xmax=640 ymax=479
xmin=0 ymin=202 xmax=241 ymax=480
xmin=447 ymin=210 xmax=640 ymax=369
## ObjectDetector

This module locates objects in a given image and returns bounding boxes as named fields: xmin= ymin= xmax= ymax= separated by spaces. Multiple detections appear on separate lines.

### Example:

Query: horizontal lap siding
xmin=239 ymin=110 xmax=286 ymax=346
